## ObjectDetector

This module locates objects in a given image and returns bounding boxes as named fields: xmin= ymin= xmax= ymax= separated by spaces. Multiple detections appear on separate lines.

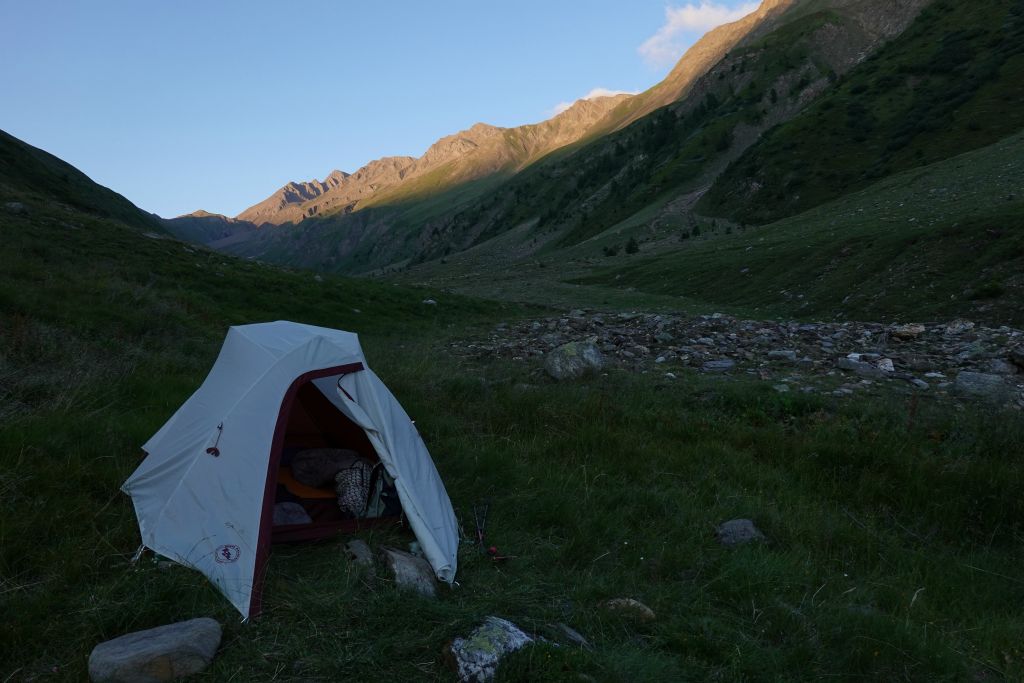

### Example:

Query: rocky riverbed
xmin=452 ymin=311 xmax=1024 ymax=408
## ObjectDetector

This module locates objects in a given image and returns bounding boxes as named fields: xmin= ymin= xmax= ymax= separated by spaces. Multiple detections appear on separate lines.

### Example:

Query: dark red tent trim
xmin=248 ymin=361 xmax=364 ymax=619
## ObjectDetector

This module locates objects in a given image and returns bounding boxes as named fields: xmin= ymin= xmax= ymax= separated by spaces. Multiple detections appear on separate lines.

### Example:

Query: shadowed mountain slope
xmin=211 ymin=0 xmax=932 ymax=275
xmin=700 ymin=0 xmax=1024 ymax=224
xmin=0 ymin=129 xmax=162 ymax=231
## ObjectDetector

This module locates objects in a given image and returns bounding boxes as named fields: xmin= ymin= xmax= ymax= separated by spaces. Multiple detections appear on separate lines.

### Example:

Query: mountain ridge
xmin=179 ymin=0 xmax=807 ymax=233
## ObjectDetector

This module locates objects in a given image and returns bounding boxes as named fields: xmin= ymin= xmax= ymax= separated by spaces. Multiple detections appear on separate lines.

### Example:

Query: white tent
xmin=122 ymin=321 xmax=459 ymax=619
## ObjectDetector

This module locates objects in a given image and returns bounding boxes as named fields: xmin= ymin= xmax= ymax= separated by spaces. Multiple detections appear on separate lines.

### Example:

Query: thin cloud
xmin=639 ymin=1 xmax=760 ymax=68
xmin=550 ymin=88 xmax=638 ymax=117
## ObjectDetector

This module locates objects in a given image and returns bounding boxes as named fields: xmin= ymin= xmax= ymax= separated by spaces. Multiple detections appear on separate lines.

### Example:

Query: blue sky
xmin=0 ymin=1 xmax=758 ymax=217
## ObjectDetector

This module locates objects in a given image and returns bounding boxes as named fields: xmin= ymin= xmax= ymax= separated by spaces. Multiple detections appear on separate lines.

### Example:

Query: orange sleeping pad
xmin=277 ymin=466 xmax=336 ymax=500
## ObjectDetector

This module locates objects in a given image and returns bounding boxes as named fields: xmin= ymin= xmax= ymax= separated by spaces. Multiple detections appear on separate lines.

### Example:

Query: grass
xmin=0 ymin=130 xmax=162 ymax=232
xmin=701 ymin=0 xmax=1024 ymax=224
xmin=577 ymin=131 xmax=1024 ymax=326
xmin=2 ymin=177 xmax=1024 ymax=681
xmin=5 ymin=341 xmax=1023 ymax=680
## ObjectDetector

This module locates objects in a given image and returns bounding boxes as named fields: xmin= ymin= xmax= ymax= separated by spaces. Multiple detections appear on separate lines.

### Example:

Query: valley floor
xmin=2 ymin=176 xmax=1023 ymax=682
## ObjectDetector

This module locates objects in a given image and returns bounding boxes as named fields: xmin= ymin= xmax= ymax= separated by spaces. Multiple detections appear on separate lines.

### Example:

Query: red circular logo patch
xmin=215 ymin=544 xmax=240 ymax=563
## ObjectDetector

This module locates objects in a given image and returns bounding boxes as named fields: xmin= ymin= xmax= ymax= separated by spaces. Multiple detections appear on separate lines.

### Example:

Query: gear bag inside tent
xmin=121 ymin=321 xmax=459 ymax=618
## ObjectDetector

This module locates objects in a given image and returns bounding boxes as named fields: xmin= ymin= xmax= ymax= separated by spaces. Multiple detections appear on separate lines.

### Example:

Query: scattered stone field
xmin=453 ymin=310 xmax=1024 ymax=408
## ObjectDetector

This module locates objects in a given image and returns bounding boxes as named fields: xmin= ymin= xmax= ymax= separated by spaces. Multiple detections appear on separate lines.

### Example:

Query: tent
xmin=122 ymin=321 xmax=459 ymax=619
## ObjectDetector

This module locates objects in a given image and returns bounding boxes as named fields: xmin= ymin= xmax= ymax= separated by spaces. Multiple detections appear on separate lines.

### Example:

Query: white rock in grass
xmin=448 ymin=616 xmax=533 ymax=682
xmin=544 ymin=341 xmax=604 ymax=380
xmin=380 ymin=547 xmax=437 ymax=598
xmin=716 ymin=519 xmax=767 ymax=546
xmin=344 ymin=539 xmax=375 ymax=572
xmin=88 ymin=617 xmax=221 ymax=682
xmin=547 ymin=622 xmax=592 ymax=649
xmin=600 ymin=598 xmax=656 ymax=622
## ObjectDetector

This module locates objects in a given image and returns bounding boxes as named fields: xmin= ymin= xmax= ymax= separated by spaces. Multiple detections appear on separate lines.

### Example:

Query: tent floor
xmin=272 ymin=513 xmax=399 ymax=543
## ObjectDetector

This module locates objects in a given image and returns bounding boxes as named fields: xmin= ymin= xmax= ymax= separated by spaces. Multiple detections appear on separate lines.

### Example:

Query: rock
xmin=767 ymin=350 xmax=797 ymax=362
xmin=543 ymin=341 xmax=604 ymax=381
xmin=88 ymin=618 xmax=221 ymax=683
xmin=892 ymin=324 xmax=926 ymax=340
xmin=702 ymin=359 xmax=736 ymax=373
xmin=4 ymin=201 xmax=27 ymax=214
xmin=380 ymin=547 xmax=437 ymax=598
xmin=716 ymin=519 xmax=766 ymax=547
xmin=910 ymin=378 xmax=931 ymax=390
xmin=313 ymin=274 xmax=323 ymax=283
xmin=600 ymin=598 xmax=655 ymax=622
xmin=664 ymin=372 xmax=677 ymax=380
xmin=954 ymin=372 xmax=1010 ymax=402
xmin=655 ymin=331 xmax=674 ymax=343
xmin=988 ymin=359 xmax=1019 ymax=376
xmin=876 ymin=358 xmax=895 ymax=373
xmin=773 ymin=384 xmax=790 ymax=393
xmin=956 ymin=341 xmax=989 ymax=362
xmin=1011 ymin=347 xmax=1024 ymax=370
xmin=422 ymin=299 xmax=438 ymax=306
xmin=546 ymin=623 xmax=591 ymax=649
xmin=448 ymin=616 xmax=533 ymax=682
xmin=836 ymin=356 xmax=885 ymax=379
xmin=945 ymin=320 xmax=975 ymax=335
xmin=272 ymin=502 xmax=312 ymax=526
xmin=344 ymin=539 xmax=375 ymax=570
xmin=290 ymin=448 xmax=363 ymax=487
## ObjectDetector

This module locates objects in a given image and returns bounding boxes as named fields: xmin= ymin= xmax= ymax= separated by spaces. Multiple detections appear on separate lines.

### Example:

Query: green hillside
xmin=578 ymin=131 xmax=1024 ymax=325
xmin=0 ymin=130 xmax=162 ymax=231
xmin=700 ymin=0 xmax=1024 ymax=223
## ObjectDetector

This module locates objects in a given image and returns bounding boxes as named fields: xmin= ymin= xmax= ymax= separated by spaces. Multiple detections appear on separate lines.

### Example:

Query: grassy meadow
xmin=2 ymin=187 xmax=1023 ymax=681
xmin=578 ymin=131 xmax=1024 ymax=326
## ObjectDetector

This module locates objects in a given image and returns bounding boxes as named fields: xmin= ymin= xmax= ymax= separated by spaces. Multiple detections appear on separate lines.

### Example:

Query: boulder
xmin=892 ymin=324 xmax=926 ymax=340
xmin=953 ymin=372 xmax=1010 ymax=402
xmin=600 ymin=598 xmax=655 ymax=622
xmin=88 ymin=618 xmax=221 ymax=683
xmin=716 ymin=519 xmax=766 ymax=547
xmin=447 ymin=617 xmax=533 ymax=682
xmin=543 ymin=341 xmax=604 ymax=381
xmin=836 ymin=356 xmax=885 ymax=379
xmin=876 ymin=358 xmax=895 ymax=373
xmin=702 ymin=359 xmax=736 ymax=373
xmin=988 ymin=359 xmax=1019 ymax=376
xmin=4 ymin=201 xmax=27 ymax=214
xmin=272 ymin=502 xmax=312 ymax=526
xmin=944 ymin=320 xmax=975 ymax=335
xmin=380 ymin=547 xmax=437 ymax=598
xmin=422 ymin=299 xmax=438 ymax=305
xmin=767 ymin=350 xmax=797 ymax=363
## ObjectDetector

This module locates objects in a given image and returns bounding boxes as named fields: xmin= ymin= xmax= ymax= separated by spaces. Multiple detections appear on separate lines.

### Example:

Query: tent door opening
xmin=268 ymin=375 xmax=399 ymax=544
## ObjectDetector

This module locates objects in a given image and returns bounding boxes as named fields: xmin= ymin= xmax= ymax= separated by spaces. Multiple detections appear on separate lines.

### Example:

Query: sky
xmin=0 ymin=1 xmax=759 ymax=218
